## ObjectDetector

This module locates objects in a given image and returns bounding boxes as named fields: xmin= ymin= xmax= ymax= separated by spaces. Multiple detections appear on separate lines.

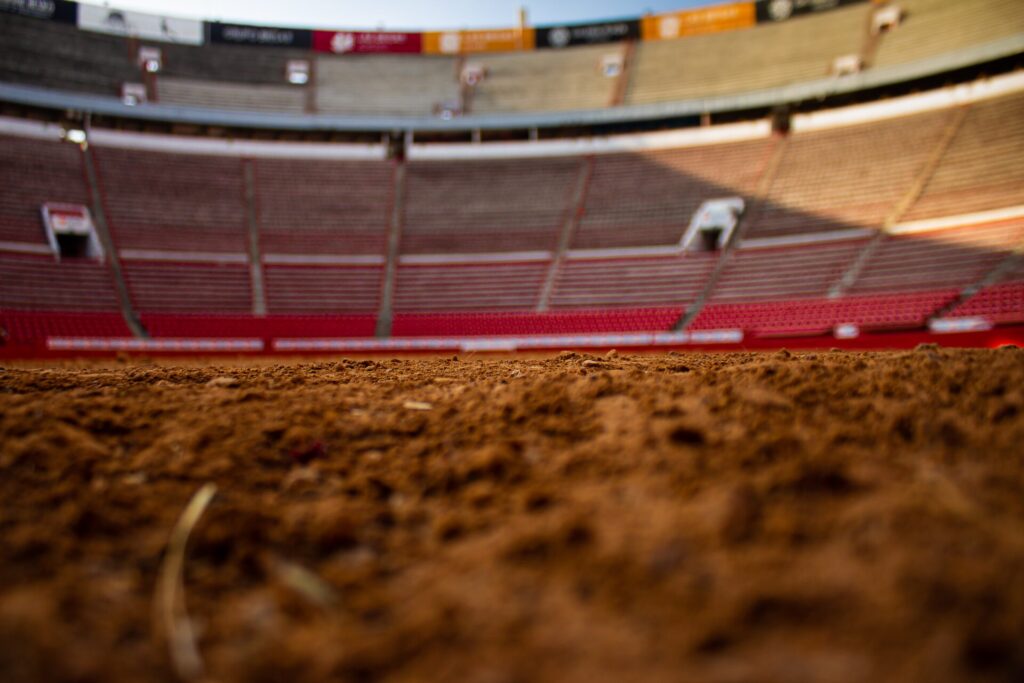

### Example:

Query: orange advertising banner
xmin=422 ymin=27 xmax=535 ymax=54
xmin=641 ymin=2 xmax=755 ymax=41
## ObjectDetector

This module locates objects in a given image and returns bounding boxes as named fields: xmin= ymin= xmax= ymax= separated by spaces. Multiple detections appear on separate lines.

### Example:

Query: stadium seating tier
xmin=0 ymin=253 xmax=119 ymax=311
xmin=0 ymin=135 xmax=91 ymax=246
xmin=255 ymin=158 xmax=394 ymax=257
xmin=403 ymin=158 xmax=581 ymax=254
xmin=93 ymin=146 xmax=248 ymax=254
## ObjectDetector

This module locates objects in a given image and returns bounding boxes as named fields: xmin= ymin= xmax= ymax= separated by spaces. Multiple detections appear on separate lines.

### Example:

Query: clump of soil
xmin=1 ymin=349 xmax=1024 ymax=682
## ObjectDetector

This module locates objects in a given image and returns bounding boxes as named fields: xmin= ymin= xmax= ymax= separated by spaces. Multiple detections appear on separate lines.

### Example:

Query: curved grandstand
xmin=1 ymin=0 xmax=1024 ymax=354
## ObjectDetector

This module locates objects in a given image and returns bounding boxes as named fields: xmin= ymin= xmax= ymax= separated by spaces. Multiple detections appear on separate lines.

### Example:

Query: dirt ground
xmin=1 ymin=348 xmax=1023 ymax=683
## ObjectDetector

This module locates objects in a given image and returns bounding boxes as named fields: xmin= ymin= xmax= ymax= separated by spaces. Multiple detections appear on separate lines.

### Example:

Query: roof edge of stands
xmin=3 ymin=69 xmax=1023 ymax=163
xmin=1 ymin=35 xmax=1021 ymax=133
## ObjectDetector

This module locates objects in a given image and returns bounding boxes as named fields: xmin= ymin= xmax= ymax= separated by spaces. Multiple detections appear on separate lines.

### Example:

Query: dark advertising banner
xmin=208 ymin=22 xmax=312 ymax=48
xmin=755 ymin=0 xmax=868 ymax=23
xmin=312 ymin=30 xmax=423 ymax=54
xmin=535 ymin=19 xmax=640 ymax=49
xmin=0 ymin=0 xmax=77 ymax=23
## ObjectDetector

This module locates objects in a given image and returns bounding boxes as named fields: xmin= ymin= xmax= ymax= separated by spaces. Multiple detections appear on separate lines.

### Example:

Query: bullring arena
xmin=2 ymin=0 xmax=1024 ymax=681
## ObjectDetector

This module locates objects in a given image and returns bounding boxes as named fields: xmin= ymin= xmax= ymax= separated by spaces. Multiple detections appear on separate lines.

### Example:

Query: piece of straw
xmin=155 ymin=483 xmax=217 ymax=681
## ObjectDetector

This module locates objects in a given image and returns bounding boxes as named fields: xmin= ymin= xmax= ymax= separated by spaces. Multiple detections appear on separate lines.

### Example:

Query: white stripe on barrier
xmin=119 ymin=249 xmax=250 ymax=263
xmin=834 ymin=323 xmax=860 ymax=339
xmin=398 ymin=251 xmax=553 ymax=265
xmin=739 ymin=228 xmax=874 ymax=250
xmin=929 ymin=317 xmax=993 ymax=334
xmin=272 ymin=330 xmax=742 ymax=352
xmin=688 ymin=329 xmax=743 ymax=343
xmin=792 ymin=71 xmax=1024 ymax=133
xmin=565 ymin=245 xmax=682 ymax=260
xmin=262 ymin=253 xmax=387 ymax=265
xmin=45 ymin=331 xmax=746 ymax=354
xmin=0 ymin=241 xmax=55 ymax=255
xmin=0 ymin=116 xmax=66 ymax=141
xmin=47 ymin=337 xmax=264 ymax=351
xmin=461 ymin=339 xmax=519 ymax=352
xmin=409 ymin=121 xmax=771 ymax=160
xmin=888 ymin=205 xmax=1024 ymax=236
xmin=86 ymin=127 xmax=387 ymax=160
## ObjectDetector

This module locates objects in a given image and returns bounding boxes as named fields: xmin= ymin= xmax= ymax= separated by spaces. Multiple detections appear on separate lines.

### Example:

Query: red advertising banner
xmin=312 ymin=30 xmax=423 ymax=54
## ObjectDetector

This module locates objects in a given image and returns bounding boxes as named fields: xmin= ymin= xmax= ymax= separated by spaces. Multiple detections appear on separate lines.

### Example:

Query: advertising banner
xmin=422 ymin=27 xmax=535 ymax=55
xmin=535 ymin=19 xmax=640 ymax=49
xmin=641 ymin=2 xmax=755 ymax=41
xmin=312 ymin=30 xmax=422 ymax=54
xmin=0 ymin=0 xmax=77 ymax=23
xmin=207 ymin=22 xmax=312 ymax=49
xmin=755 ymin=0 xmax=868 ymax=23
xmin=77 ymin=4 xmax=204 ymax=44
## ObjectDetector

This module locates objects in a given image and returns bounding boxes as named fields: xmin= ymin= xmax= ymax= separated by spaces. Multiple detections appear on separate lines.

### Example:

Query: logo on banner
xmin=331 ymin=32 xmax=355 ymax=53
xmin=217 ymin=24 xmax=304 ymax=46
xmin=767 ymin=0 xmax=794 ymax=21
xmin=440 ymin=32 xmax=461 ymax=53
xmin=101 ymin=9 xmax=177 ymax=40
xmin=3 ymin=0 xmax=54 ymax=15
xmin=101 ymin=9 xmax=128 ymax=30
xmin=0 ymin=0 xmax=77 ymax=20
xmin=548 ymin=26 xmax=571 ymax=48
xmin=659 ymin=15 xmax=681 ymax=38
xmin=51 ymin=210 xmax=90 ymax=234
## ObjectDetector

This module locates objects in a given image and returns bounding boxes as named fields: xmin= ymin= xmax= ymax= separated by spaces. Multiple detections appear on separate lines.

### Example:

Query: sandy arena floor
xmin=1 ymin=348 xmax=1023 ymax=682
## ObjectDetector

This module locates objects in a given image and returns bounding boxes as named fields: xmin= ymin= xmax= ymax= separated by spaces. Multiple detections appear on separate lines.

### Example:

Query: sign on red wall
xmin=312 ymin=30 xmax=423 ymax=54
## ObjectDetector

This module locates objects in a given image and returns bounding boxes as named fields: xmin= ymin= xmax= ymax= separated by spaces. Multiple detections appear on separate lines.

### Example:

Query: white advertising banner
xmin=77 ymin=4 xmax=204 ymax=45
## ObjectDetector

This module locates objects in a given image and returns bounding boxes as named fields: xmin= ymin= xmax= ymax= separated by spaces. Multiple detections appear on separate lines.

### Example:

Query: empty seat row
xmin=391 ymin=307 xmax=682 ymax=337
xmin=315 ymin=55 xmax=460 ymax=116
xmin=255 ymin=158 xmax=393 ymax=257
xmin=905 ymin=92 xmax=1024 ymax=221
xmin=712 ymin=238 xmax=869 ymax=302
xmin=576 ymin=138 xmax=772 ymax=249
xmin=156 ymin=77 xmax=307 ymax=114
xmin=264 ymin=264 xmax=382 ymax=313
xmin=849 ymin=220 xmax=1024 ymax=294
xmin=93 ymin=146 xmax=249 ymax=254
xmin=872 ymin=0 xmax=1024 ymax=69
xmin=122 ymin=260 xmax=252 ymax=313
xmin=0 ymin=310 xmax=130 ymax=346
xmin=468 ymin=43 xmax=624 ymax=114
xmin=403 ymin=158 xmax=581 ymax=254
xmin=0 ymin=135 xmax=90 ymax=246
xmin=394 ymin=261 xmax=549 ymax=311
xmin=945 ymin=282 xmax=1024 ymax=325
xmin=0 ymin=253 xmax=119 ymax=311
xmin=0 ymin=14 xmax=138 ymax=96
xmin=155 ymin=41 xmax=308 ymax=86
xmin=689 ymin=290 xmax=960 ymax=335
xmin=625 ymin=3 xmax=866 ymax=105
xmin=749 ymin=110 xmax=952 ymax=238
xmin=551 ymin=253 xmax=715 ymax=308
xmin=140 ymin=313 xmax=377 ymax=338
